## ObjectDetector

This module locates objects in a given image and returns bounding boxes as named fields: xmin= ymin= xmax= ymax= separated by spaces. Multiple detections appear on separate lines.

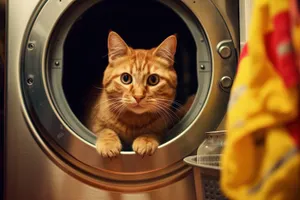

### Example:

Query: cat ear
xmin=107 ymin=31 xmax=130 ymax=62
xmin=153 ymin=35 xmax=177 ymax=65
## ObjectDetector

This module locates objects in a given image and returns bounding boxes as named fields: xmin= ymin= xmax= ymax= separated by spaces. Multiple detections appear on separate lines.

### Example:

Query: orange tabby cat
xmin=86 ymin=31 xmax=178 ymax=158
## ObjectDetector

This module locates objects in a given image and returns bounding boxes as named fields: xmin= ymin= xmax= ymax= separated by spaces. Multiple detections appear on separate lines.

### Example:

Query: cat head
xmin=103 ymin=31 xmax=177 ymax=115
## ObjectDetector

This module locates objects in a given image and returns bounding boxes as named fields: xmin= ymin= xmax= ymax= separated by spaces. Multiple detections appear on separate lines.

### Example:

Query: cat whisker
xmin=105 ymin=102 xmax=121 ymax=112
xmin=155 ymin=98 xmax=183 ymax=107
xmin=116 ymin=105 xmax=126 ymax=119
xmin=157 ymin=101 xmax=181 ymax=112
xmin=152 ymin=104 xmax=177 ymax=126
xmin=104 ymin=104 xmax=124 ymax=122
xmin=109 ymin=103 xmax=124 ymax=113
xmin=155 ymin=104 xmax=180 ymax=125
xmin=160 ymin=104 xmax=180 ymax=117
xmin=92 ymin=85 xmax=106 ymax=90
xmin=93 ymin=99 xmax=121 ymax=110
xmin=153 ymin=109 xmax=169 ymax=130
xmin=148 ymin=100 xmax=181 ymax=118
xmin=102 ymin=53 xmax=109 ymax=58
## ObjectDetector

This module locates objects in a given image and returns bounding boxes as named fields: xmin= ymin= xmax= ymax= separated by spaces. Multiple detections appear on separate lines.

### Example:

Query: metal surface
xmin=21 ymin=0 xmax=236 ymax=186
xmin=218 ymin=46 xmax=232 ymax=59
xmin=212 ymin=0 xmax=240 ymax=55
xmin=220 ymin=76 xmax=233 ymax=89
xmin=0 ymin=0 xmax=5 ymax=199
xmin=5 ymin=0 xmax=239 ymax=199
xmin=239 ymin=0 xmax=253 ymax=49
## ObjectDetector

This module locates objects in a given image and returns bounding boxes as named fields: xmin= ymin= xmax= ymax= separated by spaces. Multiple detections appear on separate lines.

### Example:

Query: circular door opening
xmin=63 ymin=0 xmax=198 ymax=126
xmin=48 ymin=0 xmax=210 ymax=150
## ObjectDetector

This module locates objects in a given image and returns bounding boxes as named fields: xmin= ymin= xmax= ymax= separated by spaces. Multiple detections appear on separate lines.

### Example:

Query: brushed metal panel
xmin=6 ymin=0 xmax=197 ymax=199
xmin=20 ymin=0 xmax=235 ymax=183
xmin=6 ymin=0 xmax=239 ymax=199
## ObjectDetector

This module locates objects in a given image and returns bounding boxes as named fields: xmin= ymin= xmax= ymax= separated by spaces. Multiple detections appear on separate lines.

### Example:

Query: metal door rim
xmin=20 ymin=0 xmax=236 ymax=188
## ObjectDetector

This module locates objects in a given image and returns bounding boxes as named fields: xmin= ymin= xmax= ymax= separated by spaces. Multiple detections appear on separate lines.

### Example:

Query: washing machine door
xmin=21 ymin=0 xmax=237 ymax=191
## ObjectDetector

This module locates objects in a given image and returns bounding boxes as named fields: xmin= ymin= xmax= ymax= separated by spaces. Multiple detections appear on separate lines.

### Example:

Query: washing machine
xmin=4 ymin=0 xmax=239 ymax=199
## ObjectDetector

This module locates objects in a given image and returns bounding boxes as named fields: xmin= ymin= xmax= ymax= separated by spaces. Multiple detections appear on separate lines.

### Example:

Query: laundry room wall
xmin=240 ymin=0 xmax=253 ymax=48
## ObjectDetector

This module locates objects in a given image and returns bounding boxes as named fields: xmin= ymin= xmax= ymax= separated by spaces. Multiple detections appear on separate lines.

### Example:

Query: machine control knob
xmin=220 ymin=76 xmax=233 ymax=89
xmin=218 ymin=45 xmax=232 ymax=59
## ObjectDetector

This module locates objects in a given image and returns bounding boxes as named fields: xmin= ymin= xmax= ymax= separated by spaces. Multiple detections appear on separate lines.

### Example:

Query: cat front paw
xmin=96 ymin=138 xmax=122 ymax=158
xmin=132 ymin=135 xmax=159 ymax=156
xmin=96 ymin=129 xmax=122 ymax=158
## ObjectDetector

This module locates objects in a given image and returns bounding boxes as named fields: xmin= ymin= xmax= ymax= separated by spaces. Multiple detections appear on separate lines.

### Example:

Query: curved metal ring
xmin=21 ymin=0 xmax=237 ymax=191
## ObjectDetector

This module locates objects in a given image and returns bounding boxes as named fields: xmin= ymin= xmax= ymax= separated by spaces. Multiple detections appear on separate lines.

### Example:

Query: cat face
xmin=103 ymin=31 xmax=177 ymax=115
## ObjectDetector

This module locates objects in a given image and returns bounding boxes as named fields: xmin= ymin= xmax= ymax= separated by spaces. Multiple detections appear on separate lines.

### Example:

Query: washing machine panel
xmin=5 ymin=0 xmax=239 ymax=199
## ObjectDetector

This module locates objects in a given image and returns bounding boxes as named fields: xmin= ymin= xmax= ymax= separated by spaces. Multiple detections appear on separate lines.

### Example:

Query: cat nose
xmin=133 ymin=96 xmax=144 ymax=103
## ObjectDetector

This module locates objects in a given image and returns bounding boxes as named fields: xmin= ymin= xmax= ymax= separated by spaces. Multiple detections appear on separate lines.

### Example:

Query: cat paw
xmin=132 ymin=135 xmax=159 ymax=156
xmin=96 ymin=135 xmax=122 ymax=158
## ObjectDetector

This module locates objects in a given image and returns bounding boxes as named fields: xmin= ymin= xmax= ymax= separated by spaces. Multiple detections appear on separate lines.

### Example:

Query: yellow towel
xmin=221 ymin=0 xmax=300 ymax=199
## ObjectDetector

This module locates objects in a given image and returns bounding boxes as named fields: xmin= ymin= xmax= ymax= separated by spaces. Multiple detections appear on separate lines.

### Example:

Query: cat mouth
xmin=127 ymin=103 xmax=148 ymax=114
xmin=131 ymin=104 xmax=144 ymax=108
xmin=128 ymin=103 xmax=147 ymax=110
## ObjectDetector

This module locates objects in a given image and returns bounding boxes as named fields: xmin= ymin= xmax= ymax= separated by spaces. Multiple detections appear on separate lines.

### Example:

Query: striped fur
xmin=85 ymin=31 xmax=182 ymax=157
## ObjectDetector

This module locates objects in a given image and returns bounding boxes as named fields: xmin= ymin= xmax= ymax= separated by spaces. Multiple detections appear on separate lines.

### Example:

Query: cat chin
xmin=126 ymin=106 xmax=149 ymax=115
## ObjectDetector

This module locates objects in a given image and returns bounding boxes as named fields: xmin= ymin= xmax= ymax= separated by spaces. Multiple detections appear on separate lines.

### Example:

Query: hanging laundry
xmin=220 ymin=0 xmax=300 ymax=199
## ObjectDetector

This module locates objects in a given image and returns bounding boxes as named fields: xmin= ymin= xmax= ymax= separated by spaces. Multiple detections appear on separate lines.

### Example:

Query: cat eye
xmin=147 ymin=74 xmax=160 ymax=86
xmin=120 ymin=73 xmax=132 ymax=84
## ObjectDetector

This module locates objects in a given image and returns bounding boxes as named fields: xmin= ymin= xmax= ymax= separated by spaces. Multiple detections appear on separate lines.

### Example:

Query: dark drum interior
xmin=62 ymin=0 xmax=198 ymax=124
